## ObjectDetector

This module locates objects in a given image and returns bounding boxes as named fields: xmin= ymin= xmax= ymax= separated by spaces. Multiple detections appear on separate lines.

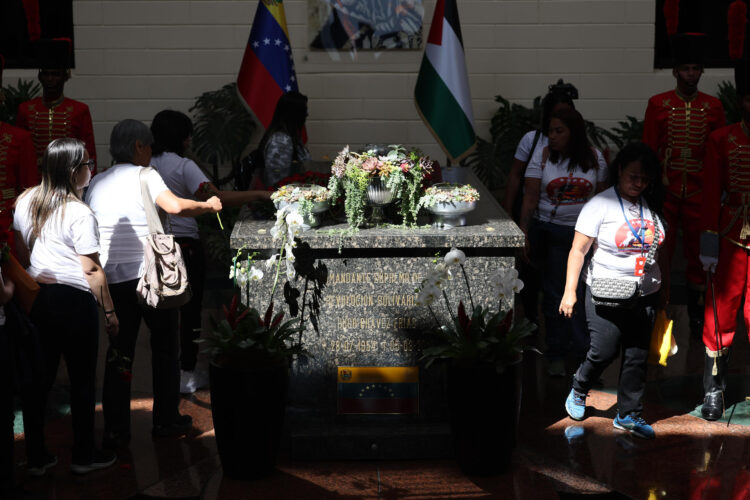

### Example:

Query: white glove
xmin=700 ymin=254 xmax=718 ymax=273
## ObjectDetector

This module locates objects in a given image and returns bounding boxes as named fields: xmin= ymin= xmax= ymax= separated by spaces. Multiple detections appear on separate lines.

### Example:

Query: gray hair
xmin=109 ymin=119 xmax=153 ymax=164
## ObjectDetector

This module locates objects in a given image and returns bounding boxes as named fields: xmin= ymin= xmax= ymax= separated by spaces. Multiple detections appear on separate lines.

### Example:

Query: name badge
xmin=634 ymin=256 xmax=646 ymax=277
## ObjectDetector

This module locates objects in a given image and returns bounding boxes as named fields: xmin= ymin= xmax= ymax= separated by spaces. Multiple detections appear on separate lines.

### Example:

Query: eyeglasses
xmin=78 ymin=160 xmax=95 ymax=172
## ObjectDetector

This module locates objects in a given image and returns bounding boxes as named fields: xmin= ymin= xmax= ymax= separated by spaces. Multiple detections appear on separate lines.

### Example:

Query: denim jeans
xmin=573 ymin=286 xmax=657 ymax=417
xmin=530 ymin=220 xmax=589 ymax=361
xmin=103 ymin=279 xmax=179 ymax=435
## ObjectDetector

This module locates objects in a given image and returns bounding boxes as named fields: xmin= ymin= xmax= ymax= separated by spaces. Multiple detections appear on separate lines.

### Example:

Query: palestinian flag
xmin=414 ymin=0 xmax=476 ymax=163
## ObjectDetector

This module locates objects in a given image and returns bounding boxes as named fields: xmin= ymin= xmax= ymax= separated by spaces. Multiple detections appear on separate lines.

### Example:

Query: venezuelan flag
xmin=236 ymin=0 xmax=300 ymax=129
xmin=337 ymin=367 xmax=419 ymax=415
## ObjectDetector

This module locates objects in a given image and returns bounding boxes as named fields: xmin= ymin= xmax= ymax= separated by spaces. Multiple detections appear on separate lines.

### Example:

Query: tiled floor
xmin=11 ymin=290 xmax=750 ymax=499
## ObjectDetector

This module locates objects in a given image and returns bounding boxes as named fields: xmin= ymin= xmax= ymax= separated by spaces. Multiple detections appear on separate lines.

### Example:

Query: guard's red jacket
xmin=16 ymin=97 xmax=97 ymax=175
xmin=700 ymin=122 xmax=750 ymax=246
xmin=0 ymin=122 xmax=38 ymax=232
xmin=642 ymin=90 xmax=724 ymax=198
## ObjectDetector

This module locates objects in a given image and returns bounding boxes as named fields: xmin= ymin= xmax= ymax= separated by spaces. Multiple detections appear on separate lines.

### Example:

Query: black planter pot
xmin=209 ymin=361 xmax=289 ymax=480
xmin=447 ymin=361 xmax=522 ymax=476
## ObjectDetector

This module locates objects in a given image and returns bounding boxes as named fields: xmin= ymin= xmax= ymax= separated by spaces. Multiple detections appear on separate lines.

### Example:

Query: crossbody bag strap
xmin=139 ymin=167 xmax=165 ymax=235
xmin=520 ymin=130 xmax=542 ymax=178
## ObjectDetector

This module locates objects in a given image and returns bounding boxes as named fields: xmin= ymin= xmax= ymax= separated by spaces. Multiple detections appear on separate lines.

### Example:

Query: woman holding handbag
xmin=519 ymin=108 xmax=608 ymax=377
xmin=560 ymin=142 xmax=666 ymax=439
xmin=85 ymin=119 xmax=221 ymax=449
xmin=13 ymin=138 xmax=119 ymax=474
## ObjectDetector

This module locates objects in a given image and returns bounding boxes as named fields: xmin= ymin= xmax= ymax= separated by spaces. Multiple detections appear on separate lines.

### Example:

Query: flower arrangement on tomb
xmin=417 ymin=248 xmax=537 ymax=372
xmin=417 ymin=184 xmax=480 ymax=210
xmin=327 ymin=145 xmax=435 ymax=230
xmin=271 ymin=184 xmax=331 ymax=225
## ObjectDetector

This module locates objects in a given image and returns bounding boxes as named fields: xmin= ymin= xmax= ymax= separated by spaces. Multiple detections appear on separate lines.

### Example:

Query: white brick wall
xmin=3 ymin=0 xmax=734 ymax=168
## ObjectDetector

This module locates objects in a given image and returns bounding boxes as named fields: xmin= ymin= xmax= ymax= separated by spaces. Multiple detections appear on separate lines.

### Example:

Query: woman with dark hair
xmin=502 ymin=83 xmax=576 ymax=327
xmin=502 ymin=87 xmax=576 ymax=219
xmin=14 ymin=138 xmax=118 ymax=474
xmin=258 ymin=91 xmax=311 ymax=187
xmin=520 ymin=108 xmax=608 ymax=377
xmin=85 ymin=119 xmax=222 ymax=449
xmin=561 ymin=142 xmax=666 ymax=440
xmin=150 ymin=109 xmax=270 ymax=393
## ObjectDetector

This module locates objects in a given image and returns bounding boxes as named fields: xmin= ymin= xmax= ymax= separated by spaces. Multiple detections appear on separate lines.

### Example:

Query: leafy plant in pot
xmin=417 ymin=248 xmax=536 ymax=475
xmin=198 ymin=207 xmax=312 ymax=480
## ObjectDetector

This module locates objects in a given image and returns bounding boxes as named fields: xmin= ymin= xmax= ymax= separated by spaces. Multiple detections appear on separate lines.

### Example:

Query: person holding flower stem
xmin=150 ymin=109 xmax=270 ymax=394
xmin=560 ymin=142 xmax=666 ymax=440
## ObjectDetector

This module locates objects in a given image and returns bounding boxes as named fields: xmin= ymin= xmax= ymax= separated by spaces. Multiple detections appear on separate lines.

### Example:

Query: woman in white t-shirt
xmin=14 ymin=138 xmax=119 ymax=474
xmin=519 ymin=108 xmax=608 ymax=377
xmin=85 ymin=119 xmax=221 ymax=449
xmin=150 ymin=110 xmax=270 ymax=394
xmin=560 ymin=142 xmax=666 ymax=440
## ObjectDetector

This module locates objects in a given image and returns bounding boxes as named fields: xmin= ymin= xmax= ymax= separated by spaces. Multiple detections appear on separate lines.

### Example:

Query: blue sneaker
xmin=565 ymin=388 xmax=587 ymax=421
xmin=613 ymin=413 xmax=655 ymax=440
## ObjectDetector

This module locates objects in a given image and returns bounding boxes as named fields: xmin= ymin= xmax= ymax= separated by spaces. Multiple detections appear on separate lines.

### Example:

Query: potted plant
xmin=417 ymin=183 xmax=480 ymax=228
xmin=271 ymin=183 xmax=331 ymax=228
xmin=199 ymin=207 xmax=310 ymax=480
xmin=417 ymin=248 xmax=536 ymax=475
xmin=327 ymin=145 xmax=435 ymax=230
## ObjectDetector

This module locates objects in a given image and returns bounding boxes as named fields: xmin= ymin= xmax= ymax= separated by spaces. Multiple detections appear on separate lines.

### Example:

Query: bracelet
xmin=104 ymin=309 xmax=115 ymax=315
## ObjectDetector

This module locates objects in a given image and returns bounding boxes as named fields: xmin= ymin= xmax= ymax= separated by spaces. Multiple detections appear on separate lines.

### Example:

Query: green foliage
xmin=462 ymin=96 xmax=541 ymax=190
xmin=0 ymin=79 xmax=41 ymax=124
xmin=190 ymin=83 xmax=256 ymax=185
xmin=597 ymin=116 xmax=645 ymax=149
xmin=421 ymin=305 xmax=537 ymax=373
xmin=718 ymin=80 xmax=741 ymax=125
xmin=198 ymin=296 xmax=306 ymax=368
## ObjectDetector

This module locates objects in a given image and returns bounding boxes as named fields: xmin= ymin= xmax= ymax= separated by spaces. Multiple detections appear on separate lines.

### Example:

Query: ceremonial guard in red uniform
xmin=16 ymin=38 xmax=97 ymax=175
xmin=698 ymin=61 xmax=750 ymax=421
xmin=642 ymin=33 xmax=725 ymax=332
xmin=0 ymin=56 xmax=38 ymax=236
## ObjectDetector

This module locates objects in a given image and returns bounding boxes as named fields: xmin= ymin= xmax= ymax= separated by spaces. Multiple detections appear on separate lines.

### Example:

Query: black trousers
xmin=103 ymin=279 xmax=179 ymax=435
xmin=1 ymin=322 xmax=14 ymax=493
xmin=573 ymin=286 xmax=657 ymax=418
xmin=26 ymin=284 xmax=99 ymax=464
xmin=176 ymin=237 xmax=205 ymax=372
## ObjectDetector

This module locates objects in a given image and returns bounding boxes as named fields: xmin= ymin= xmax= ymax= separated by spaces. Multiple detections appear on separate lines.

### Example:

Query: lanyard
xmin=615 ymin=187 xmax=645 ymax=251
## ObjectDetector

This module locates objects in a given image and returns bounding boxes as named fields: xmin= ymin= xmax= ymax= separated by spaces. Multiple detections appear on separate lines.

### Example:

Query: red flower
xmin=458 ymin=301 xmax=471 ymax=335
xmin=121 ymin=370 xmax=133 ymax=383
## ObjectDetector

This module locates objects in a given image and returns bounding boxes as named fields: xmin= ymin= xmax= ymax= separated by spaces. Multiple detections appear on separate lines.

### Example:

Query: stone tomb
xmin=230 ymin=173 xmax=523 ymax=459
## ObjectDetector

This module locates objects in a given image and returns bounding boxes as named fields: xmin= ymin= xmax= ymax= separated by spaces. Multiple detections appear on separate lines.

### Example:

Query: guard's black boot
xmin=687 ymin=288 xmax=705 ymax=336
xmin=702 ymin=349 xmax=728 ymax=421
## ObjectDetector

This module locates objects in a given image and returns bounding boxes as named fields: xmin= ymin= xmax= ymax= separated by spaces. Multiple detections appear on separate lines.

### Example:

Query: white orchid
xmin=265 ymin=254 xmax=279 ymax=270
xmin=425 ymin=263 xmax=452 ymax=289
xmin=416 ymin=284 xmax=440 ymax=306
xmin=444 ymin=247 xmax=466 ymax=266
xmin=249 ymin=266 xmax=264 ymax=281
xmin=286 ymin=258 xmax=296 ymax=280
xmin=235 ymin=267 xmax=249 ymax=287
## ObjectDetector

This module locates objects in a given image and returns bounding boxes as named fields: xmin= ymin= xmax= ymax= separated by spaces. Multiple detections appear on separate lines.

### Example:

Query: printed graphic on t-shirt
xmin=545 ymin=176 xmax=593 ymax=205
xmin=614 ymin=219 xmax=663 ymax=253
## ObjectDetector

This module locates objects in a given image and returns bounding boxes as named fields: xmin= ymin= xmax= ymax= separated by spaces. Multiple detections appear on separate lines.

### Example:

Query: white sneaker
xmin=180 ymin=370 xmax=197 ymax=394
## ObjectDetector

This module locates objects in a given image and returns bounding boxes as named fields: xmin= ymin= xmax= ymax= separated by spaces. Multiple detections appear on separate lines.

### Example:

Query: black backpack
xmin=236 ymin=148 xmax=264 ymax=190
